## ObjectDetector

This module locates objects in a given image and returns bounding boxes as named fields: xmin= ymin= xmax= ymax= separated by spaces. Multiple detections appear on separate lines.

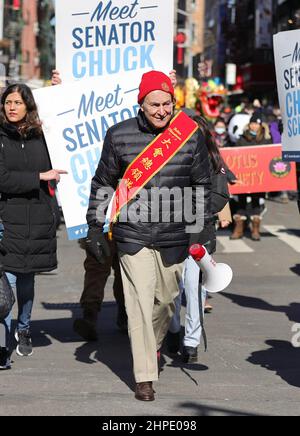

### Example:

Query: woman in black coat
xmin=231 ymin=112 xmax=272 ymax=241
xmin=0 ymin=83 xmax=66 ymax=369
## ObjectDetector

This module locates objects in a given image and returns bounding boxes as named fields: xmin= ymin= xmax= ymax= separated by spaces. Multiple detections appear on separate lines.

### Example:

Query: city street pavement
xmin=0 ymin=198 xmax=300 ymax=416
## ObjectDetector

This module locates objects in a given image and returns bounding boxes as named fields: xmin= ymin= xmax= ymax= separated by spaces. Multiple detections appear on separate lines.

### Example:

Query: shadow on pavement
xmin=290 ymin=264 xmax=300 ymax=276
xmin=33 ymin=302 xmax=211 ymax=393
xmin=221 ymin=292 xmax=300 ymax=323
xmin=178 ymin=401 xmax=262 ymax=416
xmin=31 ymin=301 xmax=135 ymax=391
xmin=73 ymin=330 xmax=134 ymax=392
xmin=247 ymin=340 xmax=300 ymax=388
xmin=221 ymin=293 xmax=300 ymax=388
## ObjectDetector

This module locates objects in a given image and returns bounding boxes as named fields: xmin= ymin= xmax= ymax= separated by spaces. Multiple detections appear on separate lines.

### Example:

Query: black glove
xmin=86 ymin=227 xmax=111 ymax=264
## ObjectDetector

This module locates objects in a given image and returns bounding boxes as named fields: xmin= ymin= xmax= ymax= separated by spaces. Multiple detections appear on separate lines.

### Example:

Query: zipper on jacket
xmin=21 ymin=142 xmax=29 ymax=167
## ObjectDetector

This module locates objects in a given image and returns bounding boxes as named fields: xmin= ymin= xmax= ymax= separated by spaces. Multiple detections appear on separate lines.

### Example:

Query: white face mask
xmin=215 ymin=127 xmax=226 ymax=135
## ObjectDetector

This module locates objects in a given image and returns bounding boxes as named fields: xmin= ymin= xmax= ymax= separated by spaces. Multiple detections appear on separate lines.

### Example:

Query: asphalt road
xmin=0 ymin=198 xmax=299 ymax=416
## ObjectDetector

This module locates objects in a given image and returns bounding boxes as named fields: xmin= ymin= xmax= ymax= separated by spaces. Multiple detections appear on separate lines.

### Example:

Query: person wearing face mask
xmin=230 ymin=112 xmax=272 ymax=241
xmin=213 ymin=117 xmax=232 ymax=148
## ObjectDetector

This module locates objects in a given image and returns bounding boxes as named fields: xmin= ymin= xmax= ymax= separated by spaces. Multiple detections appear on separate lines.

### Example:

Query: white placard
xmin=56 ymin=0 xmax=174 ymax=82
xmin=34 ymin=76 xmax=140 ymax=240
xmin=36 ymin=0 xmax=174 ymax=239
xmin=273 ymin=29 xmax=300 ymax=162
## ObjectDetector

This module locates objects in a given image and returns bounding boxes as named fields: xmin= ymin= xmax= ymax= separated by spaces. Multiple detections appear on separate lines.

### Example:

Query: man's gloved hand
xmin=86 ymin=227 xmax=111 ymax=264
xmin=189 ymin=226 xmax=211 ymax=247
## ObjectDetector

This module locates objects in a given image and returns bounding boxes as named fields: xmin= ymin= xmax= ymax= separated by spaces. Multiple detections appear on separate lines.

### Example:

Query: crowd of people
xmin=0 ymin=68 xmax=293 ymax=403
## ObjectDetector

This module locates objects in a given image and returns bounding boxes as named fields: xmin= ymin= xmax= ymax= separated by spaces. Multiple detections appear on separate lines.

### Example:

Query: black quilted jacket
xmin=87 ymin=110 xmax=212 ymax=249
xmin=0 ymin=123 xmax=57 ymax=273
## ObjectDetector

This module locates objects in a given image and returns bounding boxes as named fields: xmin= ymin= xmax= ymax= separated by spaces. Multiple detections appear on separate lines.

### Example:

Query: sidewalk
xmin=1 ymin=200 xmax=300 ymax=416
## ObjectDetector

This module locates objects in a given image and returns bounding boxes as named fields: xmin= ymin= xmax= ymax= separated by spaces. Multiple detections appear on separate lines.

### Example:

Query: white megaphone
xmin=189 ymin=244 xmax=233 ymax=293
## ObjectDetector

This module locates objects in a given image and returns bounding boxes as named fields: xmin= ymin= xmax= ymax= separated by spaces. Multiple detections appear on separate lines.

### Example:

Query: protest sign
xmin=221 ymin=144 xmax=297 ymax=195
xmin=35 ymin=0 xmax=174 ymax=239
xmin=34 ymin=77 xmax=139 ymax=240
xmin=274 ymin=29 xmax=300 ymax=161
xmin=56 ymin=0 xmax=174 ymax=82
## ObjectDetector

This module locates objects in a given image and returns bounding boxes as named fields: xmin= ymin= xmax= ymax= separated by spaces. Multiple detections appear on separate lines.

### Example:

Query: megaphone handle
xmin=198 ymin=270 xmax=207 ymax=352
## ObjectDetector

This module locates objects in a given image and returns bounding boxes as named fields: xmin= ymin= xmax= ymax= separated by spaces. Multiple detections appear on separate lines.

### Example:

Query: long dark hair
xmin=193 ymin=115 xmax=223 ymax=173
xmin=244 ymin=124 xmax=266 ymax=143
xmin=0 ymin=83 xmax=42 ymax=136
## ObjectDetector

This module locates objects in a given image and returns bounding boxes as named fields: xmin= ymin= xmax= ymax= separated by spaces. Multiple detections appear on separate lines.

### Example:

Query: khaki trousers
xmin=119 ymin=248 xmax=184 ymax=383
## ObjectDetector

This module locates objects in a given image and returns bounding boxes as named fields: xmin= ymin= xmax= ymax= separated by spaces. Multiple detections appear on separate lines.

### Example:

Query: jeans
xmin=3 ymin=272 xmax=35 ymax=337
xmin=169 ymin=256 xmax=206 ymax=348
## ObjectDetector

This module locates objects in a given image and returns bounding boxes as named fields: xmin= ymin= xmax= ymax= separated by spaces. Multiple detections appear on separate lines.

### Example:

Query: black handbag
xmin=0 ymin=271 xmax=15 ymax=321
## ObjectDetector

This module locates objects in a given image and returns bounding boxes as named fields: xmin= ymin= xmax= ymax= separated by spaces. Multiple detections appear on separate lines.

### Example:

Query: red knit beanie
xmin=138 ymin=70 xmax=174 ymax=104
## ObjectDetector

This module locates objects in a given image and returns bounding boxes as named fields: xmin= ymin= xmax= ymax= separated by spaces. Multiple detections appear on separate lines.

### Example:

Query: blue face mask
xmin=215 ymin=127 xmax=226 ymax=135
xmin=250 ymin=130 xmax=257 ymax=137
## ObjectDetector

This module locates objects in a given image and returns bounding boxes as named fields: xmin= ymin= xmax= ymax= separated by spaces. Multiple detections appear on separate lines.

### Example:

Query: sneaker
xmin=0 ymin=347 xmax=11 ymax=370
xmin=182 ymin=346 xmax=198 ymax=363
xmin=15 ymin=329 xmax=33 ymax=357
xmin=166 ymin=331 xmax=180 ymax=354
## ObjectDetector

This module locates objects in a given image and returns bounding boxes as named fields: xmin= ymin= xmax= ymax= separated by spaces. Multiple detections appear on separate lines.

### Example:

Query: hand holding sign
xmin=51 ymin=70 xmax=62 ymax=86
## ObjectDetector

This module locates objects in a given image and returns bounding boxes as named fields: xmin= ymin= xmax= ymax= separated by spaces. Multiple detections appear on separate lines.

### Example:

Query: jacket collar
xmin=0 ymin=122 xmax=22 ymax=139
xmin=0 ymin=122 xmax=40 ymax=140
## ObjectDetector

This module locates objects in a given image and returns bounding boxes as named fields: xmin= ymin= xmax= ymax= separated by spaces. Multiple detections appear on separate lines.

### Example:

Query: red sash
xmin=109 ymin=110 xmax=199 ymax=225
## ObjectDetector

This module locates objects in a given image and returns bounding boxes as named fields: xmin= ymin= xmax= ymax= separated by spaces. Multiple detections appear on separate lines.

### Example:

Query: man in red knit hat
xmin=86 ymin=70 xmax=212 ymax=401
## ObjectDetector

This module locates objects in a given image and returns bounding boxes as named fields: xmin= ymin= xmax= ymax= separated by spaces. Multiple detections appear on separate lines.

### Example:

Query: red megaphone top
xmin=189 ymin=244 xmax=206 ymax=261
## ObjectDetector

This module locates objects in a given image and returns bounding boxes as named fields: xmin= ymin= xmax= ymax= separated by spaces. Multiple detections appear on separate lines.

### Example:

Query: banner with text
xmin=56 ymin=0 xmax=174 ymax=82
xmin=34 ymin=77 xmax=139 ymax=240
xmin=37 ymin=0 xmax=174 ymax=240
xmin=221 ymin=144 xmax=297 ymax=195
xmin=273 ymin=29 xmax=300 ymax=162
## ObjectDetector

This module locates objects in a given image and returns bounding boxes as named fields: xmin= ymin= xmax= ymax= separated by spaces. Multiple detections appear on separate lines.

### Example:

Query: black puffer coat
xmin=87 ymin=111 xmax=211 ymax=249
xmin=0 ymin=123 xmax=57 ymax=273
xmin=197 ymin=162 xmax=229 ymax=254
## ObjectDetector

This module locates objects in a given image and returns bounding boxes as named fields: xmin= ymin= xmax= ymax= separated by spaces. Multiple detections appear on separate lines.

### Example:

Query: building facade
xmin=21 ymin=0 xmax=40 ymax=80
xmin=174 ymin=0 xmax=205 ymax=78
xmin=0 ymin=0 xmax=55 ymax=82
xmin=201 ymin=0 xmax=300 ymax=96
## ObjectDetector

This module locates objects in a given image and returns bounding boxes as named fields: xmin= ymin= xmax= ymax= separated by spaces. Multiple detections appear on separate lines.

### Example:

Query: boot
xmin=250 ymin=215 xmax=261 ymax=241
xmin=230 ymin=215 xmax=246 ymax=240
xmin=73 ymin=305 xmax=98 ymax=341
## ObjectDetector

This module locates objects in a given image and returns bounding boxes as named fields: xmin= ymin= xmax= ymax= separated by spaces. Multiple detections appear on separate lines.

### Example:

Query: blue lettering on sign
xmin=73 ymin=52 xmax=87 ymax=78
xmin=72 ymin=21 xmax=155 ymax=48
xmin=67 ymin=224 xmax=89 ymax=240
xmin=285 ymin=90 xmax=300 ymax=138
xmin=77 ymin=185 xmax=90 ymax=207
xmin=90 ymin=0 xmax=139 ymax=23
xmin=72 ymin=44 xmax=154 ymax=78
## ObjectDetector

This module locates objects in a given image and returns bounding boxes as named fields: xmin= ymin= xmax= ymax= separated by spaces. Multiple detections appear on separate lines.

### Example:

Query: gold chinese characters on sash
xmin=109 ymin=111 xmax=199 ymax=225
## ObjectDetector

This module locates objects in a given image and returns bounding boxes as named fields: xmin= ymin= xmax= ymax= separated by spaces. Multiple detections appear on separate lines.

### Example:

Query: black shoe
xmin=73 ymin=318 xmax=98 ymax=341
xmin=166 ymin=331 xmax=180 ymax=354
xmin=15 ymin=330 xmax=33 ymax=357
xmin=116 ymin=307 xmax=128 ymax=333
xmin=0 ymin=347 xmax=11 ymax=370
xmin=182 ymin=346 xmax=198 ymax=363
